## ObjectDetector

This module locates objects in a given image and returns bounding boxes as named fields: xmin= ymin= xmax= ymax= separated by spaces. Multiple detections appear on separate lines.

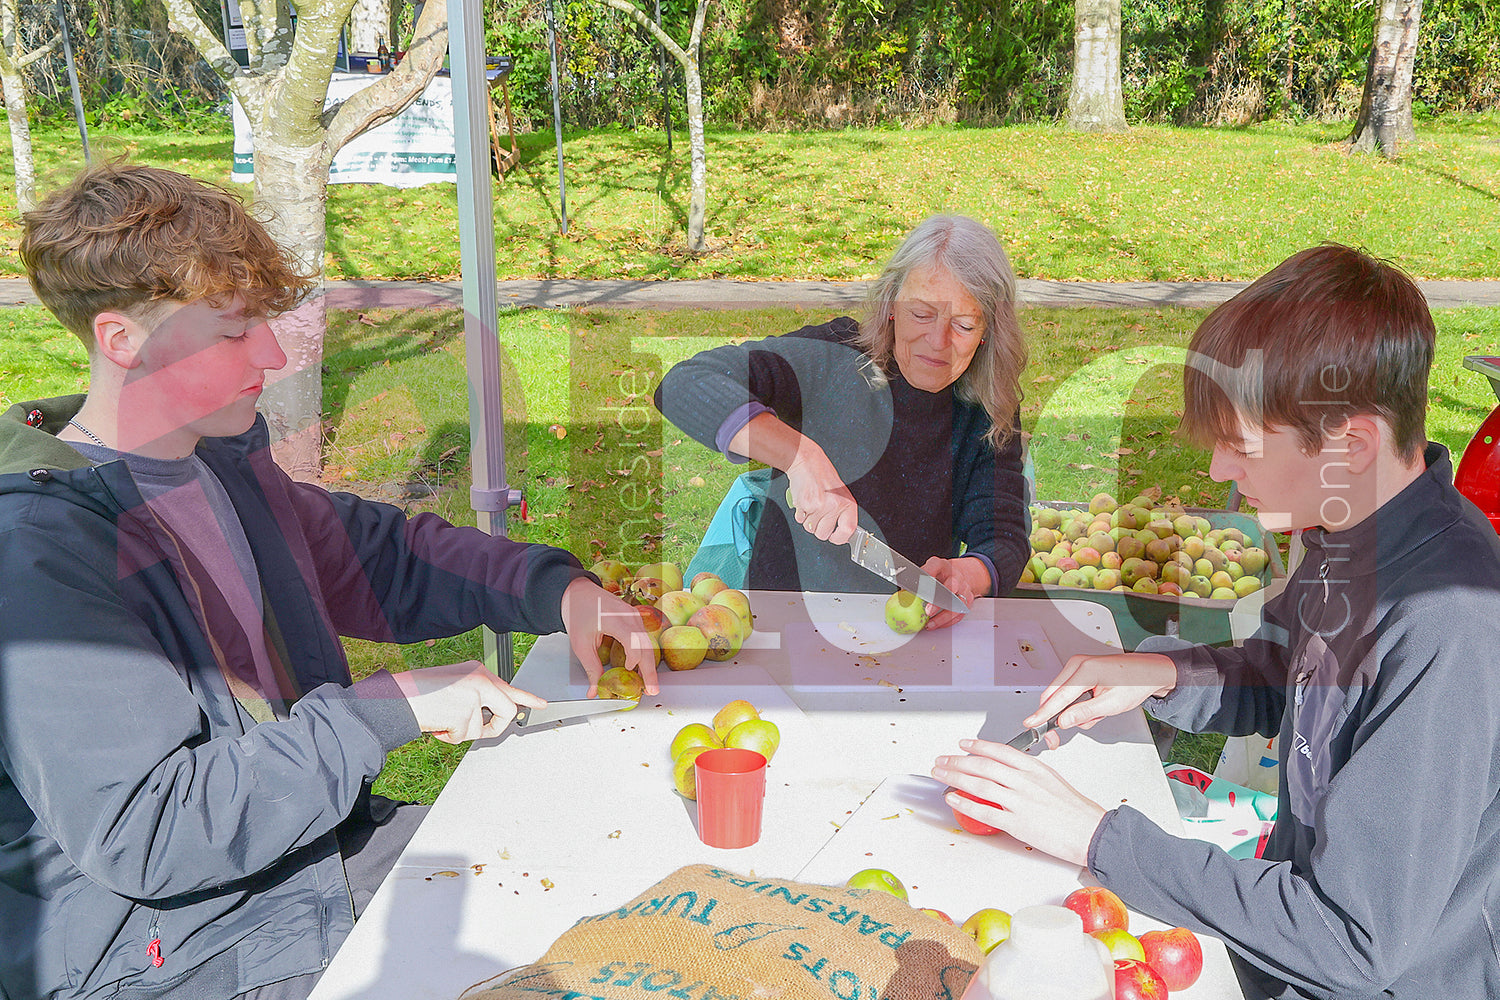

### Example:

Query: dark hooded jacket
xmin=0 ymin=396 xmax=588 ymax=999
xmin=1089 ymin=445 xmax=1500 ymax=999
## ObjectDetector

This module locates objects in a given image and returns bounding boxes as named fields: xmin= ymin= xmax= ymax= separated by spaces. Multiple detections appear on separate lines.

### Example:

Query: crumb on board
xmin=609 ymin=830 xmax=622 ymax=838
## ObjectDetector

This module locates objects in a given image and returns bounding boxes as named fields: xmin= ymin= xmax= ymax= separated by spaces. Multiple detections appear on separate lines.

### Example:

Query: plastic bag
xmin=1162 ymin=763 xmax=1277 ymax=860
xmin=1212 ymin=733 xmax=1280 ymax=795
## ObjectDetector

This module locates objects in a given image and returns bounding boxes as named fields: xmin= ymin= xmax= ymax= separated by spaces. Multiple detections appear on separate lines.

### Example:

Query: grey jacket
xmin=1090 ymin=445 xmax=1500 ymax=999
xmin=0 ymin=397 xmax=588 ymax=998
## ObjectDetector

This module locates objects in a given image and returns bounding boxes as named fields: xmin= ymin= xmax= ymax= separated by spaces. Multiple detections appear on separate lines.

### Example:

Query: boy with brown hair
xmin=934 ymin=244 xmax=1500 ymax=998
xmin=0 ymin=161 xmax=654 ymax=999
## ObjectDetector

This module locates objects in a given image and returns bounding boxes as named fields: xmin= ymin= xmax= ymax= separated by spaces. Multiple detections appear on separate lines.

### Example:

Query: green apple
xmin=712 ymin=699 xmax=760 ymax=740
xmin=884 ymin=590 xmax=929 ymax=633
xmin=660 ymin=625 xmax=709 ymax=670
xmin=589 ymin=558 xmax=632 ymax=594
xmin=961 ymin=908 xmax=1012 ymax=954
xmin=724 ymin=718 xmax=780 ymax=762
xmin=1091 ymin=927 xmax=1146 ymax=962
xmin=658 ymin=590 xmax=706 ymax=626
xmin=635 ymin=561 xmax=682 ymax=593
xmin=597 ymin=666 xmax=644 ymax=701
xmin=670 ymin=722 xmax=721 ymax=759
xmin=845 ymin=868 xmax=907 ymax=900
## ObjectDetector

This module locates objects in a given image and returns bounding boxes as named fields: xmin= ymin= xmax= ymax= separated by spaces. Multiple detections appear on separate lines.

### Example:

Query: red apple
xmin=1140 ymin=927 xmax=1204 ymax=991
xmin=949 ymin=788 xmax=1001 ymax=835
xmin=917 ymin=908 xmax=954 ymax=924
xmin=1062 ymin=886 xmax=1129 ymax=934
xmin=1113 ymin=959 xmax=1168 ymax=1000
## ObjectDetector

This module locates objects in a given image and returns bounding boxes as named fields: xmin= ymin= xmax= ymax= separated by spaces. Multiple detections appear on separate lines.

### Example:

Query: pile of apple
xmin=846 ymin=869 xmax=1203 ymax=999
xmin=1021 ymin=492 xmax=1271 ymax=601
xmin=668 ymin=699 xmax=780 ymax=799
xmin=590 ymin=559 xmax=753 ymax=677
xmin=1060 ymin=886 xmax=1204 ymax=999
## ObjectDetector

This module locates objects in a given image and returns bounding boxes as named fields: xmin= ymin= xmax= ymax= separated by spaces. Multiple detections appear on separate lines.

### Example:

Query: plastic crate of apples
xmin=1017 ymin=492 xmax=1284 ymax=605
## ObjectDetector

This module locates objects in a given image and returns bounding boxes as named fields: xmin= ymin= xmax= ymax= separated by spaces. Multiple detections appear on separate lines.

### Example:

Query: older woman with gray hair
xmin=653 ymin=214 xmax=1030 ymax=629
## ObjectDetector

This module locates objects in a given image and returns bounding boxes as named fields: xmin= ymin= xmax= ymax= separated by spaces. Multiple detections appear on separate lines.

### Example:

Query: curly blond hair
xmin=20 ymin=159 xmax=315 ymax=346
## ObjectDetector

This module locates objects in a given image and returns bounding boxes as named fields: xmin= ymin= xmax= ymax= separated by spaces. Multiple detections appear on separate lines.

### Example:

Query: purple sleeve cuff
xmin=968 ymin=552 xmax=999 ymax=596
xmin=715 ymin=403 xmax=774 ymax=464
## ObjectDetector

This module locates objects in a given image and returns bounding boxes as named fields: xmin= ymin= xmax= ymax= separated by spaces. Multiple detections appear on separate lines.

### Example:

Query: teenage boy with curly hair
xmin=0 ymin=161 xmax=655 ymax=1000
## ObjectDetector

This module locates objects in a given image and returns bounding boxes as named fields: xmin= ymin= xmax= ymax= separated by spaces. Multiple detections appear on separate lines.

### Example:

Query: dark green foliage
xmin=18 ymin=0 xmax=1500 ymax=133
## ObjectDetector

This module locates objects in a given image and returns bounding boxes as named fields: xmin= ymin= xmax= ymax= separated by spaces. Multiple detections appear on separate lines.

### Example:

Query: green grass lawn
xmin=6 ymin=112 xmax=1498 ymax=281
xmin=9 ymin=302 xmax=1500 ymax=792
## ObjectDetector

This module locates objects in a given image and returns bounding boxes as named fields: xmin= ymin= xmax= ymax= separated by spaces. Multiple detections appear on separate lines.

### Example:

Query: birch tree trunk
xmin=601 ymin=0 xmax=710 ymax=251
xmin=161 ymin=0 xmax=449 ymax=477
xmin=1067 ymin=0 xmax=1125 ymax=133
xmin=349 ymin=0 xmax=391 ymax=54
xmin=1348 ymin=0 xmax=1423 ymax=158
xmin=0 ymin=0 xmax=59 ymax=214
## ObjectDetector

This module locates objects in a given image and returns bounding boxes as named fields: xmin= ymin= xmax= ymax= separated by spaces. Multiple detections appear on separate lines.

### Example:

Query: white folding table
xmin=307 ymin=593 xmax=1244 ymax=1000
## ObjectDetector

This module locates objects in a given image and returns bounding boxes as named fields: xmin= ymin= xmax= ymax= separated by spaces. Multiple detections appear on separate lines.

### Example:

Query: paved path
xmin=4 ymin=276 xmax=1500 ymax=311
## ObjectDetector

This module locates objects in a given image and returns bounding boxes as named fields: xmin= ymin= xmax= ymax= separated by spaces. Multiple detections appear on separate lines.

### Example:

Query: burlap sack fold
xmin=466 ymin=865 xmax=984 ymax=1000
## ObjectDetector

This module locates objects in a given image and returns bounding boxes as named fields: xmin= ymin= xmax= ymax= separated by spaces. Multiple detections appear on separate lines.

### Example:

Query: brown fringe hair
xmin=1181 ymin=243 xmax=1435 ymax=463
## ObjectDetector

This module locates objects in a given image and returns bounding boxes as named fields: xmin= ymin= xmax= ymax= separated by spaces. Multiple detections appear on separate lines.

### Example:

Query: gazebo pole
xmin=447 ymin=0 xmax=522 ymax=678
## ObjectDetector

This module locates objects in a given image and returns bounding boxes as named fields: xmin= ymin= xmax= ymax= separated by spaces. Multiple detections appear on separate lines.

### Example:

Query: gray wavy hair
xmin=853 ymin=214 xmax=1026 ymax=449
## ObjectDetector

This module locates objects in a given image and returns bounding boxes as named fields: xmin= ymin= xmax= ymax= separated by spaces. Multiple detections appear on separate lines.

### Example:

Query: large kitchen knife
xmin=847 ymin=527 xmax=970 ymax=614
xmin=785 ymin=488 xmax=969 ymax=613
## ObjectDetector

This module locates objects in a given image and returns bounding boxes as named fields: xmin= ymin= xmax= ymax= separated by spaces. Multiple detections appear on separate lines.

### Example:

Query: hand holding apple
xmin=948 ymin=788 xmax=1001 ymax=835
xmin=917 ymin=555 xmax=991 ymax=630
xmin=560 ymin=577 xmax=660 ymax=697
xmin=930 ymin=739 xmax=1106 ymax=868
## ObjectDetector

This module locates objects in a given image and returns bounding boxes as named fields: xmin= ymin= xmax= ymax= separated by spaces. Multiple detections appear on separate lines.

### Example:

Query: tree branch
xmin=16 ymin=32 xmax=61 ymax=70
xmin=599 ymin=0 xmax=689 ymax=68
xmin=323 ymin=0 xmax=448 ymax=151
xmin=160 ymin=0 xmax=241 ymax=81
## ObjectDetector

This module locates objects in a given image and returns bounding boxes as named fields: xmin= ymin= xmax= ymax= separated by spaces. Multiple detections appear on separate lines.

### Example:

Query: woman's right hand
xmin=1023 ymin=652 xmax=1179 ymax=747
xmin=786 ymin=447 xmax=860 ymax=545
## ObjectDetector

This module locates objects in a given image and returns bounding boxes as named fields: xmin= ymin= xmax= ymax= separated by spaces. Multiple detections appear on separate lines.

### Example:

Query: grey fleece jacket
xmin=1089 ymin=444 xmax=1500 ymax=999
xmin=0 ymin=396 xmax=590 ymax=999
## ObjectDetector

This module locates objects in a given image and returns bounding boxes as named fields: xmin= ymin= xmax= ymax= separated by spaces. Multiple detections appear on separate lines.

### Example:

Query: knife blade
xmin=1004 ymin=691 xmax=1095 ymax=752
xmin=847 ymin=528 xmax=970 ymax=614
xmin=512 ymin=698 xmax=637 ymax=729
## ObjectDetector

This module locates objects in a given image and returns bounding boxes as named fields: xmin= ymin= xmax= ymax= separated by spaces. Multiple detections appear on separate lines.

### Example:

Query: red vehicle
xmin=1455 ymin=356 xmax=1500 ymax=534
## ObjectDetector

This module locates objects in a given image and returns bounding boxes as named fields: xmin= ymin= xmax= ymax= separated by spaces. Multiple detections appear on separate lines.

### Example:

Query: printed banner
xmin=232 ymin=72 xmax=456 ymax=188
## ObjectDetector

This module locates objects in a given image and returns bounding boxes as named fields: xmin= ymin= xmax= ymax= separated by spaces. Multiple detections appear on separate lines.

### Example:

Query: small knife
xmin=847 ymin=527 xmax=970 ymax=614
xmin=511 ymin=698 xmax=638 ymax=729
xmin=1005 ymin=691 xmax=1095 ymax=752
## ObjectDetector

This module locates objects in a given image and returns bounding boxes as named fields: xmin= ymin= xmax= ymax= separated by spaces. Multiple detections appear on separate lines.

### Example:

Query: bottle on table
xmin=377 ymin=36 xmax=390 ymax=71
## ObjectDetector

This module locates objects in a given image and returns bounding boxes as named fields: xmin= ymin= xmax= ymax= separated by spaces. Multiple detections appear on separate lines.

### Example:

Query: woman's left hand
xmin=919 ymin=556 xmax=989 ymax=630
xmin=931 ymin=738 xmax=1107 ymax=868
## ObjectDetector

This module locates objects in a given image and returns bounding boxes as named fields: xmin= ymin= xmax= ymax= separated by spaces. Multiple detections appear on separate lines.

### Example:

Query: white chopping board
xmin=794 ymin=773 xmax=1085 ymax=917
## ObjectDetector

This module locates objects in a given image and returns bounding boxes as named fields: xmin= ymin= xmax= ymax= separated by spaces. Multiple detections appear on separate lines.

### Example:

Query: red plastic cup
xmin=695 ymin=747 xmax=768 ymax=848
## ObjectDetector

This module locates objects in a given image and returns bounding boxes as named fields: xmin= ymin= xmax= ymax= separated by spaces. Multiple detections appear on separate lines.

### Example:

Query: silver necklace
xmin=67 ymin=418 xmax=108 ymax=448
